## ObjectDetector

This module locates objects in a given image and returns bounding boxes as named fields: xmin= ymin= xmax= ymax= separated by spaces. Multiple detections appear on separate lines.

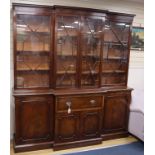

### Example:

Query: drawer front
xmin=56 ymin=95 xmax=103 ymax=112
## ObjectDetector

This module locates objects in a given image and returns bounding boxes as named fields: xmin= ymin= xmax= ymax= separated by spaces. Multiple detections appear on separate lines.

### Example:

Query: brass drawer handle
xmin=90 ymin=100 xmax=96 ymax=105
xmin=66 ymin=101 xmax=72 ymax=114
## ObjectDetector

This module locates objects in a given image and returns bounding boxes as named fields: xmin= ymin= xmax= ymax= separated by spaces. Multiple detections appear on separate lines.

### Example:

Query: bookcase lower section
xmin=13 ymin=88 xmax=132 ymax=152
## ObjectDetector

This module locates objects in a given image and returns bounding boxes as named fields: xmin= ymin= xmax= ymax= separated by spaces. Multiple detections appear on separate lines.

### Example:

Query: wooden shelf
xmin=57 ymin=71 xmax=76 ymax=74
xmin=103 ymin=57 xmax=127 ymax=61
xmin=56 ymin=71 xmax=101 ymax=75
xmin=17 ymin=69 xmax=49 ymax=73
xmin=82 ymin=71 xmax=99 ymax=75
xmin=103 ymin=41 xmax=128 ymax=46
xmin=17 ymin=31 xmax=50 ymax=36
xmin=57 ymin=32 xmax=78 ymax=37
xmin=80 ymin=70 xmax=125 ymax=75
xmin=56 ymin=71 xmax=118 ymax=76
xmin=82 ymin=54 xmax=100 ymax=58
xmin=102 ymin=70 xmax=125 ymax=74
xmin=57 ymin=55 xmax=100 ymax=60
xmin=17 ymin=50 xmax=50 ymax=55
xmin=57 ymin=54 xmax=77 ymax=57
xmin=81 ymin=33 xmax=101 ymax=38
xmin=17 ymin=85 xmax=49 ymax=89
xmin=102 ymin=83 xmax=126 ymax=86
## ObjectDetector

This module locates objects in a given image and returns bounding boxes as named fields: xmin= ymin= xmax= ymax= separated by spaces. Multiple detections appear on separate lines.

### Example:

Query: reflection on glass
xmin=56 ymin=16 xmax=79 ymax=88
xmin=101 ymin=20 xmax=129 ymax=86
xmin=16 ymin=15 xmax=50 ymax=88
xmin=81 ymin=17 xmax=104 ymax=87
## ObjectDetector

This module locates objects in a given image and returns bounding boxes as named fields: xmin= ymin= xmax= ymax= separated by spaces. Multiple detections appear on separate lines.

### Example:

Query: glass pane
xmin=104 ymin=20 xmax=130 ymax=43
xmin=101 ymin=20 xmax=130 ymax=86
xmin=101 ymin=74 xmax=126 ymax=86
xmin=81 ymin=16 xmax=104 ymax=87
xmin=56 ymin=16 xmax=79 ymax=88
xmin=16 ymin=14 xmax=51 ymax=88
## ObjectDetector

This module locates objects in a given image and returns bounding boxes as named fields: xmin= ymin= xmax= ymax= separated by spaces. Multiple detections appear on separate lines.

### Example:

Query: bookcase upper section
xmin=13 ymin=4 xmax=135 ymax=89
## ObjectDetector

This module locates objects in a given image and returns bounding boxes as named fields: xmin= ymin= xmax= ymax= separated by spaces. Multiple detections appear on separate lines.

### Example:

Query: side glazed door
xmin=15 ymin=11 xmax=52 ymax=89
xmin=101 ymin=18 xmax=131 ymax=86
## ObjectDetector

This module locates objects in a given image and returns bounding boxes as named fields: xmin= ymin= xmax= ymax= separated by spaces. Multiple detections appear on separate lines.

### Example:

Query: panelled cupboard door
xmin=102 ymin=93 xmax=130 ymax=134
xmin=81 ymin=110 xmax=102 ymax=139
xmin=15 ymin=96 xmax=54 ymax=144
xmin=55 ymin=15 xmax=80 ymax=88
xmin=55 ymin=110 xmax=103 ymax=143
xmin=55 ymin=112 xmax=80 ymax=143
xmin=15 ymin=12 xmax=52 ymax=89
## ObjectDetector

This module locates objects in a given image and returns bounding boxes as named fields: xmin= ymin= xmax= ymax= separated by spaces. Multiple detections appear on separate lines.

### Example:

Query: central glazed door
xmin=80 ymin=16 xmax=105 ymax=88
xmin=55 ymin=14 xmax=80 ymax=88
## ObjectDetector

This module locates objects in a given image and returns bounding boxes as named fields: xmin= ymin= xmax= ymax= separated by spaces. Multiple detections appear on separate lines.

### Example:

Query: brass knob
xmin=90 ymin=100 xmax=96 ymax=105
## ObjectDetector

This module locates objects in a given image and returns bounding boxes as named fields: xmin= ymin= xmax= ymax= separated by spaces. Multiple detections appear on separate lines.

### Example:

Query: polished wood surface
xmin=13 ymin=3 xmax=134 ymax=152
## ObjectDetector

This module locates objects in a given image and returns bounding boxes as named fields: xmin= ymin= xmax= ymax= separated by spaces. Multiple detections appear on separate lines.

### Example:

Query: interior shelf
xmin=17 ymin=50 xmax=50 ymax=55
xmin=57 ymin=33 xmax=78 ymax=37
xmin=17 ymin=31 xmax=50 ymax=35
xmin=83 ymin=54 xmax=100 ymax=57
xmin=57 ymin=54 xmax=77 ymax=57
xmin=56 ymin=71 xmax=101 ymax=75
xmin=101 ymin=83 xmax=126 ymax=86
xmin=82 ymin=71 xmax=99 ymax=75
xmin=56 ymin=70 xmax=125 ymax=75
xmin=103 ymin=57 xmax=127 ymax=60
xmin=57 ymin=71 xmax=76 ymax=74
xmin=17 ymin=69 xmax=50 ymax=73
xmin=102 ymin=70 xmax=125 ymax=74
xmin=81 ymin=33 xmax=101 ymax=38
xmin=57 ymin=55 xmax=100 ymax=58
xmin=103 ymin=41 xmax=128 ymax=46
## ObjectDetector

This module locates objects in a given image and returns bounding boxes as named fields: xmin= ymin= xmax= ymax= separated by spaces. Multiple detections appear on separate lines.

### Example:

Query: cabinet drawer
xmin=56 ymin=95 xmax=103 ymax=112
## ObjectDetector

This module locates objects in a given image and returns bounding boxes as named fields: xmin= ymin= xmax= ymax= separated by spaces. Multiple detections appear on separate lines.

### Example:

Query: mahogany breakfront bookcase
xmin=12 ymin=3 xmax=135 ymax=152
